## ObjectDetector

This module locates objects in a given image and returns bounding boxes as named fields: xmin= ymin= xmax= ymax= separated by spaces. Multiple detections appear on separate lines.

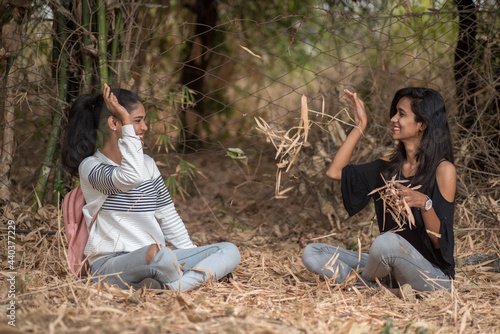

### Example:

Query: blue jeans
xmin=91 ymin=242 xmax=241 ymax=291
xmin=302 ymin=233 xmax=451 ymax=292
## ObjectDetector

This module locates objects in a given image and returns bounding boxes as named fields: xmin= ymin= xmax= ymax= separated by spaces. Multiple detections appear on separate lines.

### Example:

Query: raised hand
xmin=342 ymin=89 xmax=367 ymax=131
xmin=103 ymin=83 xmax=131 ymax=125
xmin=326 ymin=89 xmax=368 ymax=180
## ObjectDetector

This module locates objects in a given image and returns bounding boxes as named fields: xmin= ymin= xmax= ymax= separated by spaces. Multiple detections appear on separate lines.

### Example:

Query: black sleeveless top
xmin=341 ymin=159 xmax=455 ymax=278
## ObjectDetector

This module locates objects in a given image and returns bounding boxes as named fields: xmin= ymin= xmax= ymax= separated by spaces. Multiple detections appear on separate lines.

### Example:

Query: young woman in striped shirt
xmin=62 ymin=84 xmax=240 ymax=291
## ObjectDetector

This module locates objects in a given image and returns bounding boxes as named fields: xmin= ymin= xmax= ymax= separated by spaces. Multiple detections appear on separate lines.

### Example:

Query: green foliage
xmin=179 ymin=86 xmax=196 ymax=110
xmin=227 ymin=220 xmax=252 ymax=232
xmin=143 ymin=83 xmax=203 ymax=199
xmin=226 ymin=148 xmax=248 ymax=165
xmin=347 ymin=241 xmax=357 ymax=251
xmin=379 ymin=316 xmax=430 ymax=334
xmin=52 ymin=179 xmax=65 ymax=202
xmin=156 ymin=133 xmax=175 ymax=152
xmin=414 ymin=326 xmax=428 ymax=334
xmin=379 ymin=317 xmax=401 ymax=334
xmin=163 ymin=158 xmax=202 ymax=200
xmin=145 ymin=84 xmax=197 ymax=153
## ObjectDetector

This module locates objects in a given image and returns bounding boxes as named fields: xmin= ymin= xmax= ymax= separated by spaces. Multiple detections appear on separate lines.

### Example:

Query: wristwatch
xmin=422 ymin=196 xmax=432 ymax=211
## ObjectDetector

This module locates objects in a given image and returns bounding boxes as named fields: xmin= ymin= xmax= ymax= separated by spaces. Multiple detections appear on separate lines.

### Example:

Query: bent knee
xmin=302 ymin=243 xmax=328 ymax=273
xmin=302 ymin=243 xmax=335 ymax=261
xmin=146 ymin=244 xmax=161 ymax=264
xmin=302 ymin=244 xmax=315 ymax=266
xmin=219 ymin=242 xmax=241 ymax=263
xmin=370 ymin=233 xmax=400 ymax=257
xmin=146 ymin=245 xmax=177 ymax=267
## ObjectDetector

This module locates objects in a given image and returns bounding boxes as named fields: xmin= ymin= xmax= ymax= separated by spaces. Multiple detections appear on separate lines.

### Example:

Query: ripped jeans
xmin=90 ymin=242 xmax=241 ymax=291
xmin=302 ymin=233 xmax=452 ymax=292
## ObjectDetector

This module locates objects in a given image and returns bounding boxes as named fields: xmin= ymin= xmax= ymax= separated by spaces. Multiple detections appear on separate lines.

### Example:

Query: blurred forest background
xmin=1 ymin=0 xmax=500 ymax=333
xmin=1 ymin=0 xmax=498 ymax=213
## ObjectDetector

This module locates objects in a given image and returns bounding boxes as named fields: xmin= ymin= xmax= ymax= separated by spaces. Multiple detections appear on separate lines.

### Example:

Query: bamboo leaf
xmin=321 ymin=94 xmax=325 ymax=117
xmin=278 ymin=186 xmax=294 ymax=196
xmin=403 ymin=198 xmax=415 ymax=228
xmin=426 ymin=229 xmax=442 ymax=238
xmin=282 ymin=134 xmax=301 ymax=158
xmin=226 ymin=148 xmax=248 ymax=165
xmin=240 ymin=45 xmax=263 ymax=60
xmin=254 ymin=117 xmax=265 ymax=130
xmin=285 ymin=142 xmax=303 ymax=172
xmin=368 ymin=184 xmax=389 ymax=196
xmin=398 ymin=241 xmax=415 ymax=258
xmin=301 ymin=94 xmax=309 ymax=142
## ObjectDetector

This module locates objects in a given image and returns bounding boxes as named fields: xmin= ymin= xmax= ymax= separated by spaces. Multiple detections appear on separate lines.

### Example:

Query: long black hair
xmin=62 ymin=88 xmax=142 ymax=175
xmin=383 ymin=87 xmax=454 ymax=193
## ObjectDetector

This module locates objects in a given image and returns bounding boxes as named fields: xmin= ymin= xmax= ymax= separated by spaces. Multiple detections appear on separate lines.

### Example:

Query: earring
xmin=113 ymin=128 xmax=117 ymax=131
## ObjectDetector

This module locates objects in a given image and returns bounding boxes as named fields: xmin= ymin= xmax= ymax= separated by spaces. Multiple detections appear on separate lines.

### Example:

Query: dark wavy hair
xmin=383 ymin=87 xmax=454 ymax=194
xmin=62 ymin=88 xmax=142 ymax=175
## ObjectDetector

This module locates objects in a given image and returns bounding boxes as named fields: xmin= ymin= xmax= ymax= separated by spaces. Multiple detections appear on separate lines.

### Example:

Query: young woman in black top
xmin=302 ymin=87 xmax=456 ymax=296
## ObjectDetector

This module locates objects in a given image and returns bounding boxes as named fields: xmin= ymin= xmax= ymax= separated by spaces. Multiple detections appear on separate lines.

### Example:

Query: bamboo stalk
xmin=97 ymin=0 xmax=109 ymax=87
xmin=121 ymin=0 xmax=132 ymax=86
xmin=81 ymin=0 xmax=93 ymax=90
xmin=110 ymin=5 xmax=123 ymax=84
xmin=51 ymin=156 xmax=65 ymax=206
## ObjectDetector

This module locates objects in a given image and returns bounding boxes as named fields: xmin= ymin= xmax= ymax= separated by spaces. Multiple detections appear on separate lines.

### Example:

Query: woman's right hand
xmin=342 ymin=89 xmax=367 ymax=131
xmin=103 ymin=83 xmax=131 ymax=125
xmin=325 ymin=89 xmax=368 ymax=180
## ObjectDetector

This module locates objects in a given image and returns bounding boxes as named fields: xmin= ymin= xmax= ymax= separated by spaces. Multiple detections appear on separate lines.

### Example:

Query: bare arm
xmin=326 ymin=89 xmax=368 ymax=181
xmin=395 ymin=161 xmax=456 ymax=249
xmin=421 ymin=162 xmax=456 ymax=248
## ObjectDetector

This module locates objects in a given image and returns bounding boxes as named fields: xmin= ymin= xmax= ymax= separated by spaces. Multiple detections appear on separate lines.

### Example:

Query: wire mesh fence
xmin=0 ymin=1 xmax=499 ymax=226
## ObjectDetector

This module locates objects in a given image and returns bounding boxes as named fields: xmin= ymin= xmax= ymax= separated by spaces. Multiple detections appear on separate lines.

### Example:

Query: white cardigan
xmin=79 ymin=125 xmax=195 ymax=264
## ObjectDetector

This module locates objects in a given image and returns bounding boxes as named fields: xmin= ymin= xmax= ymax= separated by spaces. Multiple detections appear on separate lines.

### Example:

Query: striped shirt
xmin=79 ymin=125 xmax=195 ymax=264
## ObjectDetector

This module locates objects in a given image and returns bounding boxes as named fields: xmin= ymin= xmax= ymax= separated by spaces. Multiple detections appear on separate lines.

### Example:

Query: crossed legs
xmin=302 ymin=233 xmax=451 ymax=292
xmin=91 ymin=242 xmax=241 ymax=291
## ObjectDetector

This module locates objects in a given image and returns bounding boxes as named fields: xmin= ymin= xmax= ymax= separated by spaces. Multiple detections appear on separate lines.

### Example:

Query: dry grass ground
xmin=1 ymin=153 xmax=499 ymax=334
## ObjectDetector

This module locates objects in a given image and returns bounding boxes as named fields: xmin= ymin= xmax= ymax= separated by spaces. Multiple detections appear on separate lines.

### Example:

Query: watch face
xmin=425 ymin=199 xmax=432 ymax=211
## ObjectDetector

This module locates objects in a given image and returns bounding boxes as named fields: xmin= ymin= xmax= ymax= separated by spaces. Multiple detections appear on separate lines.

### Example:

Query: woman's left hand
xmin=395 ymin=183 xmax=427 ymax=209
xmin=103 ymin=83 xmax=131 ymax=125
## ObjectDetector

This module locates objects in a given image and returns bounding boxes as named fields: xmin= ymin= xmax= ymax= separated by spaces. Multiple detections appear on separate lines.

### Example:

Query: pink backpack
xmin=63 ymin=185 xmax=98 ymax=277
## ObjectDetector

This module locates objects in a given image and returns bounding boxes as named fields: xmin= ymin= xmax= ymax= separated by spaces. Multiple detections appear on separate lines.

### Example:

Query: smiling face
xmin=111 ymin=102 xmax=148 ymax=140
xmin=129 ymin=103 xmax=148 ymax=139
xmin=390 ymin=97 xmax=426 ymax=144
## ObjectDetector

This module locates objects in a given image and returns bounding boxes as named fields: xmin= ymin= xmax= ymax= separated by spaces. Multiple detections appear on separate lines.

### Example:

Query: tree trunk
xmin=179 ymin=0 xmax=218 ymax=149
xmin=0 ymin=57 xmax=16 ymax=202
xmin=0 ymin=4 xmax=26 ymax=202
xmin=32 ymin=0 xmax=69 ymax=210
xmin=453 ymin=0 xmax=478 ymax=128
